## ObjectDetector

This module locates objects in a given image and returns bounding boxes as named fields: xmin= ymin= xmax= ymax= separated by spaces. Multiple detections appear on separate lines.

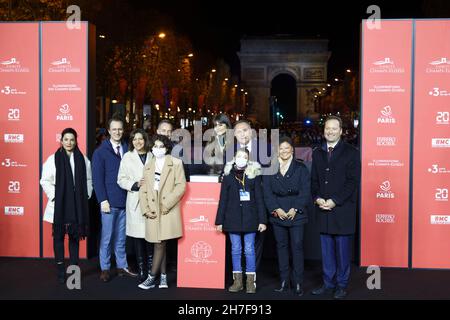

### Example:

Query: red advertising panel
xmin=41 ymin=22 xmax=88 ymax=258
xmin=360 ymin=20 xmax=412 ymax=267
xmin=177 ymin=182 xmax=225 ymax=289
xmin=412 ymin=20 xmax=450 ymax=269
xmin=0 ymin=23 xmax=40 ymax=257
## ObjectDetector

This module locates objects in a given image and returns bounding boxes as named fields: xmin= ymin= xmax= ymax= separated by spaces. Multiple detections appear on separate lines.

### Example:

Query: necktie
xmin=116 ymin=145 xmax=121 ymax=158
xmin=327 ymin=146 xmax=333 ymax=161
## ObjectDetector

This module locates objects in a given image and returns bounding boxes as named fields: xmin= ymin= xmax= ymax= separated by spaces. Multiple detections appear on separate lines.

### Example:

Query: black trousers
xmin=272 ymin=223 xmax=305 ymax=285
xmin=167 ymin=238 xmax=178 ymax=269
xmin=53 ymin=233 xmax=79 ymax=265
xmin=255 ymin=230 xmax=266 ymax=271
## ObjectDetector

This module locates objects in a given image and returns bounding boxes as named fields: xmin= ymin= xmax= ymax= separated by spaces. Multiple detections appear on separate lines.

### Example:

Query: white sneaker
xmin=138 ymin=274 xmax=156 ymax=290
xmin=159 ymin=273 xmax=168 ymax=289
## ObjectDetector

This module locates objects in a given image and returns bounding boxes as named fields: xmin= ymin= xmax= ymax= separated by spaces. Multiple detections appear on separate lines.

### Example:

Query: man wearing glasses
xmin=92 ymin=114 xmax=137 ymax=282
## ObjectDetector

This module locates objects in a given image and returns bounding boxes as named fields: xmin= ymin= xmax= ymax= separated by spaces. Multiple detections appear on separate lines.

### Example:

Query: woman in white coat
xmin=118 ymin=128 xmax=152 ymax=282
xmin=40 ymin=128 xmax=93 ymax=283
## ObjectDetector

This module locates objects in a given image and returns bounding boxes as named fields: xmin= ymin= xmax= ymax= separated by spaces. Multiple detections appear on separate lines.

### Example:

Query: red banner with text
xmin=412 ymin=20 xmax=450 ymax=269
xmin=0 ymin=23 xmax=40 ymax=257
xmin=41 ymin=22 xmax=88 ymax=258
xmin=360 ymin=20 xmax=412 ymax=267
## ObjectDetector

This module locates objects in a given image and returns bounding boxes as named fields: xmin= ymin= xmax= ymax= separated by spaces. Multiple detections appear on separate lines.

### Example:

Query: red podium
xmin=177 ymin=182 xmax=225 ymax=289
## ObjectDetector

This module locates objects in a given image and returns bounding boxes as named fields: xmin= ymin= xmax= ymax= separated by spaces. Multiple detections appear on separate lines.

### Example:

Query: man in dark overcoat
xmin=311 ymin=116 xmax=360 ymax=299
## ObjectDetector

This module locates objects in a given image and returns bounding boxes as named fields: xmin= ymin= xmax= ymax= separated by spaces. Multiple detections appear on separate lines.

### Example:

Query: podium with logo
xmin=177 ymin=181 xmax=225 ymax=289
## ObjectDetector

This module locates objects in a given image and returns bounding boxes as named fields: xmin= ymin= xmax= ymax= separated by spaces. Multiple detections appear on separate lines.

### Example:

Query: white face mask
xmin=152 ymin=148 xmax=166 ymax=158
xmin=235 ymin=157 xmax=248 ymax=168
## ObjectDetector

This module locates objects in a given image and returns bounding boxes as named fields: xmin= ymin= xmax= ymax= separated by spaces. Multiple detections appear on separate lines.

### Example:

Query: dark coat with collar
xmin=263 ymin=159 xmax=311 ymax=227
xmin=92 ymin=139 xmax=128 ymax=208
xmin=311 ymin=140 xmax=360 ymax=235
xmin=215 ymin=161 xmax=267 ymax=233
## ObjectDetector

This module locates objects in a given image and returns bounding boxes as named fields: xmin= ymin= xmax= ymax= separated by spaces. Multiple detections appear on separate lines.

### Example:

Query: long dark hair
xmin=129 ymin=128 xmax=150 ymax=152
xmin=60 ymin=127 xmax=78 ymax=143
xmin=213 ymin=113 xmax=232 ymax=129
xmin=59 ymin=127 xmax=79 ymax=153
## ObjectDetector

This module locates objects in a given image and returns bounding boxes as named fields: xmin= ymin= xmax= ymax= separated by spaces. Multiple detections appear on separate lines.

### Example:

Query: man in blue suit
xmin=311 ymin=116 xmax=360 ymax=299
xmin=92 ymin=115 xmax=136 ymax=282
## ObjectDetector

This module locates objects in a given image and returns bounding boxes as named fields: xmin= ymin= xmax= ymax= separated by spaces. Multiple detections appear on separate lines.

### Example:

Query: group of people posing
xmin=40 ymin=113 xmax=360 ymax=299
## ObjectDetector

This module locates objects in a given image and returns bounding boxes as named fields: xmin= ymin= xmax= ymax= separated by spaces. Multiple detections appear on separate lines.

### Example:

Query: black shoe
xmin=69 ymin=260 xmax=79 ymax=267
xmin=147 ymin=254 xmax=153 ymax=275
xmin=56 ymin=263 xmax=65 ymax=284
xmin=137 ymin=262 xmax=146 ymax=283
xmin=294 ymin=283 xmax=304 ymax=297
xmin=274 ymin=280 xmax=289 ymax=292
xmin=117 ymin=267 xmax=138 ymax=277
xmin=334 ymin=287 xmax=347 ymax=299
xmin=100 ymin=270 xmax=110 ymax=282
xmin=136 ymin=254 xmax=146 ymax=283
xmin=311 ymin=284 xmax=335 ymax=295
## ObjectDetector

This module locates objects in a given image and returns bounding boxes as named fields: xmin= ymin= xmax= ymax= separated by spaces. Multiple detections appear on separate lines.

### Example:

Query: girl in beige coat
xmin=138 ymin=134 xmax=186 ymax=289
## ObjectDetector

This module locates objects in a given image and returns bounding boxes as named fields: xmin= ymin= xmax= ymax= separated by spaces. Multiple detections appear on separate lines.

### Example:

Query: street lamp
xmin=158 ymin=32 xmax=166 ymax=39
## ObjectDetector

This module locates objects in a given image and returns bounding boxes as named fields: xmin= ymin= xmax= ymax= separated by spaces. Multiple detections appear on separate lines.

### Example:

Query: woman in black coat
xmin=215 ymin=148 xmax=267 ymax=294
xmin=263 ymin=137 xmax=311 ymax=296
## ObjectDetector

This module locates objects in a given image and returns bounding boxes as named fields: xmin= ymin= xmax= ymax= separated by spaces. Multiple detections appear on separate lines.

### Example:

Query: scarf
xmin=54 ymin=146 xmax=89 ymax=239
xmin=233 ymin=165 xmax=246 ymax=183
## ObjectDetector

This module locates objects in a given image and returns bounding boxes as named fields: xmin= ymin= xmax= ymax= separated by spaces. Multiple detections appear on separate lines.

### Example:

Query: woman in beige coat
xmin=117 ymin=128 xmax=152 ymax=283
xmin=138 ymin=134 xmax=186 ymax=290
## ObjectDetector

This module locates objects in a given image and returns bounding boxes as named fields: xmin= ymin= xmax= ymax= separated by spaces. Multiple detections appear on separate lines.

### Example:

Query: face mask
xmin=235 ymin=157 xmax=248 ymax=168
xmin=152 ymin=148 xmax=166 ymax=158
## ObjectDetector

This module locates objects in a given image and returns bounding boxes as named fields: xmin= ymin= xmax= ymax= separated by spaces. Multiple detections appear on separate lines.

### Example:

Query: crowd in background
xmin=96 ymin=119 xmax=360 ymax=151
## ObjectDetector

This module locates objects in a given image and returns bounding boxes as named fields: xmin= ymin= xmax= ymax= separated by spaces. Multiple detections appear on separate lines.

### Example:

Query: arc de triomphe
xmin=238 ymin=37 xmax=331 ymax=127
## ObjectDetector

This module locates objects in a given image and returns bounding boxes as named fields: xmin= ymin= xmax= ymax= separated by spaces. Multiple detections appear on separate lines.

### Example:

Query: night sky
xmin=130 ymin=0 xmax=437 ymax=79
